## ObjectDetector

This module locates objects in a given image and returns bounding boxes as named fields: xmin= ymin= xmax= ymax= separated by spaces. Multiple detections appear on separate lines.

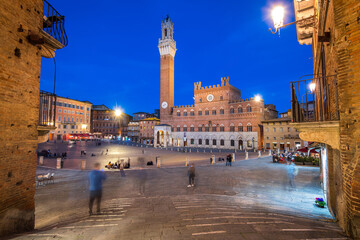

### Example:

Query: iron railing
xmin=43 ymin=0 xmax=68 ymax=46
xmin=291 ymin=74 xmax=339 ymax=122
xmin=39 ymin=90 xmax=56 ymax=126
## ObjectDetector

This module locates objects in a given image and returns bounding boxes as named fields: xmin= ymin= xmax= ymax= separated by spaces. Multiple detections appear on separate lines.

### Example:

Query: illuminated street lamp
xmin=115 ymin=109 xmax=122 ymax=117
xmin=272 ymin=6 xmax=284 ymax=31
xmin=254 ymin=95 xmax=262 ymax=102
xmin=309 ymin=82 xmax=316 ymax=92
xmin=114 ymin=108 xmax=122 ymax=140
xmin=269 ymin=1 xmax=314 ymax=36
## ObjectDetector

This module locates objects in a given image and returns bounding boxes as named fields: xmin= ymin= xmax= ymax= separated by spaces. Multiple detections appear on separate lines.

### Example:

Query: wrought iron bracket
xmin=269 ymin=15 xmax=315 ymax=35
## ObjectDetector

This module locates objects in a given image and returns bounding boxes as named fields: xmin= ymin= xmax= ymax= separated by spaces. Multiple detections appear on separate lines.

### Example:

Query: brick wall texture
xmin=312 ymin=0 xmax=360 ymax=237
xmin=160 ymin=55 xmax=174 ymax=119
xmin=333 ymin=0 xmax=360 ymax=237
xmin=0 ymin=0 xmax=43 ymax=236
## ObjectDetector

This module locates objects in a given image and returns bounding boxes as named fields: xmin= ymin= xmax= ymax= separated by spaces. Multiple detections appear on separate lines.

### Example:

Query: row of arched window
xmin=172 ymin=124 xmax=253 ymax=132
xmin=176 ymin=106 xmax=252 ymax=117
xmin=186 ymin=139 xmax=252 ymax=147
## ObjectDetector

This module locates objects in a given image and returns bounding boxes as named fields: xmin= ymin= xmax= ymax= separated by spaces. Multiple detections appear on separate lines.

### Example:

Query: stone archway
xmin=154 ymin=124 xmax=172 ymax=148
xmin=166 ymin=131 xmax=169 ymax=147
xmin=156 ymin=131 xmax=164 ymax=145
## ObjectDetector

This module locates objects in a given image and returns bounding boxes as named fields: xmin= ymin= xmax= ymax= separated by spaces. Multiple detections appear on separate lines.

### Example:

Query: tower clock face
xmin=161 ymin=101 xmax=168 ymax=109
xmin=207 ymin=94 xmax=214 ymax=102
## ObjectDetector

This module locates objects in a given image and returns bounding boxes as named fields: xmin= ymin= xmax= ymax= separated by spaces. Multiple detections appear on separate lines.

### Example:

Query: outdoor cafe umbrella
xmin=297 ymin=147 xmax=320 ymax=154
xmin=297 ymin=147 xmax=309 ymax=153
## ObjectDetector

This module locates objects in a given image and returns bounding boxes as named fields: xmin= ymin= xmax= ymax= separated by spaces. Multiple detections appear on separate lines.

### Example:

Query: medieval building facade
xmin=90 ymin=105 xmax=131 ymax=139
xmin=154 ymin=17 xmax=277 ymax=149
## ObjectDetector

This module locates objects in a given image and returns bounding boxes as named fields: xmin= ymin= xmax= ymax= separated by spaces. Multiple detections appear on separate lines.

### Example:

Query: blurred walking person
xmin=88 ymin=162 xmax=107 ymax=215
xmin=187 ymin=163 xmax=196 ymax=187
xmin=287 ymin=158 xmax=298 ymax=190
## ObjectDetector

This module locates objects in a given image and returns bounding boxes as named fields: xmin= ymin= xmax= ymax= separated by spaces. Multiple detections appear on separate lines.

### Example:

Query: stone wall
xmin=332 ymin=0 xmax=360 ymax=237
xmin=0 ymin=0 xmax=43 ymax=236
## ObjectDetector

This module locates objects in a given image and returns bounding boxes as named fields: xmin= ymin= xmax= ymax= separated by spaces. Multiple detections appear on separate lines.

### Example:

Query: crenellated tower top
xmin=158 ymin=15 xmax=177 ymax=57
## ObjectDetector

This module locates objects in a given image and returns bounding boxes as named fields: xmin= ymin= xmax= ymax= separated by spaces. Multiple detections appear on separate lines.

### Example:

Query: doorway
xmin=238 ymin=140 xmax=243 ymax=150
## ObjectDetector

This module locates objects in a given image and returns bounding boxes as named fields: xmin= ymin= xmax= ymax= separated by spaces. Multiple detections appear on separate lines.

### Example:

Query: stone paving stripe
xmin=282 ymin=229 xmax=325 ymax=232
xmin=180 ymin=212 xmax=285 ymax=216
xmin=101 ymin=211 xmax=126 ymax=213
xmin=62 ymin=224 xmax=119 ymax=229
xmin=187 ymin=221 xmax=289 ymax=227
xmin=192 ymin=230 xmax=227 ymax=236
xmin=299 ymin=238 xmax=349 ymax=240
xmin=28 ymin=234 xmax=65 ymax=237
xmin=175 ymin=206 xmax=238 ymax=210
xmin=81 ymin=218 xmax=123 ymax=222
xmin=183 ymin=216 xmax=279 ymax=221
xmin=90 ymin=214 xmax=125 ymax=217
xmin=175 ymin=206 xmax=207 ymax=209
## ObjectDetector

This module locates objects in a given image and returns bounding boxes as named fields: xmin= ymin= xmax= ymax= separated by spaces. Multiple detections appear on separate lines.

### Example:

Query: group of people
xmin=226 ymin=154 xmax=233 ymax=166
xmin=105 ymin=161 xmax=119 ymax=169
xmin=212 ymin=154 xmax=234 ymax=166
xmin=104 ymin=160 xmax=130 ymax=170
xmin=272 ymin=152 xmax=298 ymax=163
xmin=44 ymin=150 xmax=67 ymax=158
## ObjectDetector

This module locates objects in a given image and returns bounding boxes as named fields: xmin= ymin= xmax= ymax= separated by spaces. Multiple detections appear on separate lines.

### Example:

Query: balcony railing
xmin=39 ymin=90 xmax=56 ymax=126
xmin=43 ymin=0 xmax=68 ymax=46
xmin=291 ymin=74 xmax=339 ymax=123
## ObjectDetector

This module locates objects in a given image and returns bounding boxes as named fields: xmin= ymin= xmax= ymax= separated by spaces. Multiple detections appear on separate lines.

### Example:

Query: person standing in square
xmin=187 ymin=163 xmax=196 ymax=187
xmin=88 ymin=162 xmax=107 ymax=215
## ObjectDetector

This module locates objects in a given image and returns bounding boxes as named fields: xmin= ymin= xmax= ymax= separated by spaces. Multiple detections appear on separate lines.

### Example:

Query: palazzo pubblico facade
xmin=154 ymin=17 xmax=277 ymax=150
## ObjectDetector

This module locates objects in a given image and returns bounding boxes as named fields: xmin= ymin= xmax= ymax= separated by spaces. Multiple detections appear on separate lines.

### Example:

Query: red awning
xmin=309 ymin=148 xmax=320 ymax=153
xmin=297 ymin=147 xmax=309 ymax=152
xmin=297 ymin=147 xmax=320 ymax=153
xmin=69 ymin=133 xmax=92 ymax=138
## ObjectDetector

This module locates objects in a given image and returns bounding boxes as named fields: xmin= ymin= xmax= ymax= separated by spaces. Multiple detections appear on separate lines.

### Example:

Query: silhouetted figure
xmin=88 ymin=163 xmax=106 ymax=215
xmin=187 ymin=163 xmax=196 ymax=187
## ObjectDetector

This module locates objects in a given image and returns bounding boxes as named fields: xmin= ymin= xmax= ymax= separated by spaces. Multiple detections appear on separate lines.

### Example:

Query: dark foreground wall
xmin=0 ymin=0 xmax=43 ymax=236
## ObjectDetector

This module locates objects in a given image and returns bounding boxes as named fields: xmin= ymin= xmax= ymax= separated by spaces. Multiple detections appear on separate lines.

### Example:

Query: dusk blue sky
xmin=40 ymin=0 xmax=313 ymax=116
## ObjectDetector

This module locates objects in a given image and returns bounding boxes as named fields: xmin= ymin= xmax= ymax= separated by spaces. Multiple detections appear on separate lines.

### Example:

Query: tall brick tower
xmin=158 ymin=16 xmax=176 ymax=122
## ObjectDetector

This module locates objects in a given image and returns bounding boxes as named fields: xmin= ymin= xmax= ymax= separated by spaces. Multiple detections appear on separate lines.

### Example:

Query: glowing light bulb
xmin=115 ymin=109 xmax=122 ymax=117
xmin=272 ymin=6 xmax=284 ymax=29
xmin=309 ymin=82 xmax=316 ymax=92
